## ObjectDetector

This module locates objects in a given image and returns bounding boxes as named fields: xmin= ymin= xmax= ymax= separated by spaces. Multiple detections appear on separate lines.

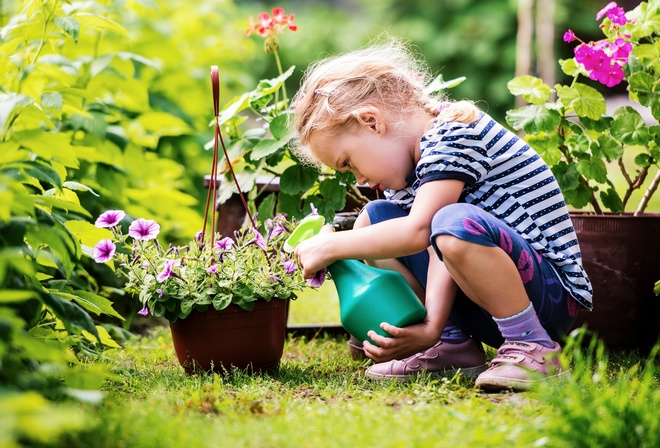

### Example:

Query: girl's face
xmin=311 ymin=117 xmax=421 ymax=191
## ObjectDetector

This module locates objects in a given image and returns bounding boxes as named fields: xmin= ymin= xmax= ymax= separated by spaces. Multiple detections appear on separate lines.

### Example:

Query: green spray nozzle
xmin=283 ymin=214 xmax=326 ymax=253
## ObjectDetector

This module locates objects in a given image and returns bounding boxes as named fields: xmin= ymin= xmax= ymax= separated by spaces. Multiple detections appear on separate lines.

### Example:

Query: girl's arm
xmin=294 ymin=179 xmax=464 ymax=278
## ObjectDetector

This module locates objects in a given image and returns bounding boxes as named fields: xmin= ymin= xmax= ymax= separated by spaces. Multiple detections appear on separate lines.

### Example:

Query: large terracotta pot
xmin=169 ymin=299 xmax=288 ymax=374
xmin=570 ymin=213 xmax=660 ymax=350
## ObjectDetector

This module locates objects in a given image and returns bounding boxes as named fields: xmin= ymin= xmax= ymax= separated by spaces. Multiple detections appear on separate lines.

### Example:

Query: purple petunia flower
xmin=128 ymin=218 xmax=160 ymax=240
xmin=266 ymin=219 xmax=285 ymax=238
xmin=307 ymin=268 xmax=326 ymax=288
xmin=195 ymin=230 xmax=205 ymax=242
xmin=206 ymin=264 xmax=218 ymax=274
xmin=247 ymin=228 xmax=268 ymax=250
xmin=138 ymin=303 xmax=150 ymax=316
xmin=214 ymin=237 xmax=234 ymax=253
xmin=92 ymin=239 xmax=116 ymax=263
xmin=157 ymin=289 xmax=163 ymax=298
xmin=156 ymin=259 xmax=178 ymax=282
xmin=280 ymin=253 xmax=296 ymax=274
xmin=95 ymin=210 xmax=126 ymax=228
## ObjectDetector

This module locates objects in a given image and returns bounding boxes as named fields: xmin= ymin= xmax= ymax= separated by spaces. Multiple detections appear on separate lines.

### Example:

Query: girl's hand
xmin=294 ymin=224 xmax=335 ymax=279
xmin=361 ymin=320 xmax=441 ymax=363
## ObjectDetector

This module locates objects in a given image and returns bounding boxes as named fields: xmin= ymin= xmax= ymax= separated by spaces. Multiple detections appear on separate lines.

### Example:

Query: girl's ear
xmin=352 ymin=107 xmax=385 ymax=134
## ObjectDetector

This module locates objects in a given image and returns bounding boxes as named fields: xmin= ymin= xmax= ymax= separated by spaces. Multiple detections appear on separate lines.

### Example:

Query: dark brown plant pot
xmin=169 ymin=299 xmax=288 ymax=374
xmin=570 ymin=213 xmax=660 ymax=350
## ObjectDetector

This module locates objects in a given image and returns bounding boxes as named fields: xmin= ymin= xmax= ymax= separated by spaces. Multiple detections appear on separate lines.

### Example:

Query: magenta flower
xmin=563 ymin=29 xmax=575 ymax=43
xmin=589 ymin=62 xmax=625 ymax=87
xmin=138 ymin=303 xmax=150 ymax=316
xmin=93 ymin=239 xmax=116 ymax=263
xmin=157 ymin=259 xmax=178 ymax=282
xmin=610 ymin=38 xmax=632 ymax=62
xmin=95 ymin=210 xmax=126 ymax=228
xmin=214 ymin=237 xmax=234 ymax=252
xmin=596 ymin=1 xmax=628 ymax=26
xmin=307 ymin=268 xmax=326 ymax=287
xmin=247 ymin=228 xmax=268 ymax=250
xmin=575 ymin=45 xmax=608 ymax=71
xmin=129 ymin=218 xmax=160 ymax=240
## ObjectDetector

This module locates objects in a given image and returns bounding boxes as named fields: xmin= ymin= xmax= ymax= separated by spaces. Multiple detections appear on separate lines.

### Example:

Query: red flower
xmin=245 ymin=7 xmax=297 ymax=53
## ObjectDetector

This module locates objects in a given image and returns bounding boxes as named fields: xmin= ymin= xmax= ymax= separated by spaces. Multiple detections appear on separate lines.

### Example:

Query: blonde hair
xmin=290 ymin=38 xmax=481 ymax=167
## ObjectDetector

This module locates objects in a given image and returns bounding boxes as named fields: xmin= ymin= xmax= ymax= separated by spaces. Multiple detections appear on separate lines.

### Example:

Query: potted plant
xmin=505 ymin=0 xmax=659 ymax=349
xmin=92 ymin=209 xmax=308 ymax=373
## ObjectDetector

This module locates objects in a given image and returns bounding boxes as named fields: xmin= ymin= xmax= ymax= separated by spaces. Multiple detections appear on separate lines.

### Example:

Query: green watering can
xmin=284 ymin=214 xmax=427 ymax=345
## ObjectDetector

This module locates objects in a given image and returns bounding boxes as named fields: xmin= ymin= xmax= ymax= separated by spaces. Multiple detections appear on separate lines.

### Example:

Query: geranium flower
xmin=129 ymin=218 xmax=160 ymax=240
xmin=245 ymin=7 xmax=297 ymax=53
xmin=563 ymin=29 xmax=575 ymax=43
xmin=157 ymin=259 xmax=178 ymax=282
xmin=95 ymin=210 xmax=125 ymax=228
xmin=93 ymin=239 xmax=116 ymax=263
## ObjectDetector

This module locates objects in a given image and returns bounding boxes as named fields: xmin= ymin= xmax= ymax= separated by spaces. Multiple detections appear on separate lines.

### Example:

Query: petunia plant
xmin=92 ymin=210 xmax=309 ymax=322
xmin=506 ymin=0 xmax=659 ymax=215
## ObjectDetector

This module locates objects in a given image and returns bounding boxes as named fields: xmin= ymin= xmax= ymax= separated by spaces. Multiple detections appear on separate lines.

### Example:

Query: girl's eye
xmin=342 ymin=160 xmax=350 ymax=169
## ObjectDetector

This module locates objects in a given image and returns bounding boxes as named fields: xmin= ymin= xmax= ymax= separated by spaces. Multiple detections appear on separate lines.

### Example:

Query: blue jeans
xmin=362 ymin=200 xmax=577 ymax=348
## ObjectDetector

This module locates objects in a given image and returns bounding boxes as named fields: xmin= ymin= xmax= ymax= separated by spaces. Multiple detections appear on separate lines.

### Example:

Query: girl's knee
xmin=433 ymin=234 xmax=470 ymax=260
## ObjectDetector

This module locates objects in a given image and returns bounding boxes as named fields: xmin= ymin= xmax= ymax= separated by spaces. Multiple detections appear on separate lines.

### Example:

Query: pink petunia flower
xmin=156 ymin=259 xmax=178 ymax=282
xmin=93 ymin=239 xmax=116 ymax=263
xmin=128 ymin=218 xmax=160 ymax=240
xmin=95 ymin=210 xmax=126 ymax=228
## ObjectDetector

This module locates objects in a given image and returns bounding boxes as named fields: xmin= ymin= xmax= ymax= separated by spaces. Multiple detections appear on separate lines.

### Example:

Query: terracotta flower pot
xmin=169 ymin=298 xmax=288 ymax=374
xmin=570 ymin=213 xmax=660 ymax=350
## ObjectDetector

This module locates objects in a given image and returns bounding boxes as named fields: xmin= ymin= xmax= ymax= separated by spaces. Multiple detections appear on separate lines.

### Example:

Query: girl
xmin=290 ymin=40 xmax=592 ymax=391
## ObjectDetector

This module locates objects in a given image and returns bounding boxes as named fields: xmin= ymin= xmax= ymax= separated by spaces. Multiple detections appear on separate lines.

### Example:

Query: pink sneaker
xmin=475 ymin=341 xmax=567 ymax=391
xmin=365 ymin=338 xmax=487 ymax=381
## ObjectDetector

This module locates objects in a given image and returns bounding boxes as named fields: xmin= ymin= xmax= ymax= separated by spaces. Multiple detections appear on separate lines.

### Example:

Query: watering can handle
xmin=283 ymin=214 xmax=327 ymax=253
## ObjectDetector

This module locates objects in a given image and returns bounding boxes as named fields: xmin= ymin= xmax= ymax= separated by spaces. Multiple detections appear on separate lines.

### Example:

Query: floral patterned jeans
xmin=363 ymin=200 xmax=577 ymax=348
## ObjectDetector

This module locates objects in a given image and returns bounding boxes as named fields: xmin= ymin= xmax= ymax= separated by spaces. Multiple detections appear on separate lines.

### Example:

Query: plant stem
xmin=273 ymin=50 xmax=288 ymax=106
xmin=635 ymin=168 xmax=660 ymax=216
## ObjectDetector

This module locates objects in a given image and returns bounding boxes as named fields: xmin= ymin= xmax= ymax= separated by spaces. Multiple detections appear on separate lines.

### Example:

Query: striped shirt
xmin=385 ymin=112 xmax=593 ymax=309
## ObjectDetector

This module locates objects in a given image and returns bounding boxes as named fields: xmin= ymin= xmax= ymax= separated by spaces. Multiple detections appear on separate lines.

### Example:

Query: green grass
xmin=39 ymin=328 xmax=660 ymax=448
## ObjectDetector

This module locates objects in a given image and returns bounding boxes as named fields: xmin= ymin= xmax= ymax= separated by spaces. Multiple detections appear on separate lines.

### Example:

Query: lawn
xmin=45 ymin=318 xmax=659 ymax=448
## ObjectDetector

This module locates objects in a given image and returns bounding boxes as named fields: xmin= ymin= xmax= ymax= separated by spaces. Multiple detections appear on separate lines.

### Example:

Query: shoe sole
xmin=475 ymin=370 xmax=570 ymax=392
xmin=365 ymin=364 xmax=488 ymax=381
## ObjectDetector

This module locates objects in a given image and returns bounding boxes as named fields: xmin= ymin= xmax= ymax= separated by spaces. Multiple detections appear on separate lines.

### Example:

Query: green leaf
xmin=34 ymin=196 xmax=92 ymax=218
xmin=558 ymin=58 xmax=584 ymax=77
xmin=634 ymin=153 xmax=652 ymax=168
xmin=257 ymin=193 xmax=277 ymax=223
xmin=594 ymin=135 xmax=623 ymax=162
xmin=54 ymin=17 xmax=80 ymax=42
xmin=505 ymin=105 xmax=561 ymax=133
xmin=72 ymin=13 xmax=128 ymax=36
xmin=62 ymin=181 xmax=99 ymax=197
xmin=600 ymin=188 xmax=624 ymax=213
xmin=279 ymin=164 xmax=319 ymax=195
xmin=577 ymin=158 xmax=608 ymax=184
xmin=250 ymin=138 xmax=287 ymax=160
xmin=552 ymin=162 xmax=580 ymax=191
xmin=23 ymin=162 xmax=62 ymax=187
xmin=319 ymin=177 xmax=346 ymax=210
xmin=424 ymin=75 xmax=466 ymax=95
xmin=0 ymin=93 xmax=33 ymax=132
xmin=0 ymin=290 xmax=39 ymax=303
xmin=611 ymin=107 xmax=650 ymax=145
xmin=41 ymin=293 xmax=99 ymax=338
xmin=556 ymin=83 xmax=606 ymax=120
xmin=525 ymin=132 xmax=563 ymax=166
xmin=563 ymin=183 xmax=593 ymax=209
xmin=628 ymin=71 xmax=657 ymax=108
xmin=269 ymin=114 xmax=289 ymax=140
xmin=41 ymin=92 xmax=63 ymax=110
xmin=506 ymin=76 xmax=551 ymax=105
xmin=73 ymin=290 xmax=124 ymax=320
